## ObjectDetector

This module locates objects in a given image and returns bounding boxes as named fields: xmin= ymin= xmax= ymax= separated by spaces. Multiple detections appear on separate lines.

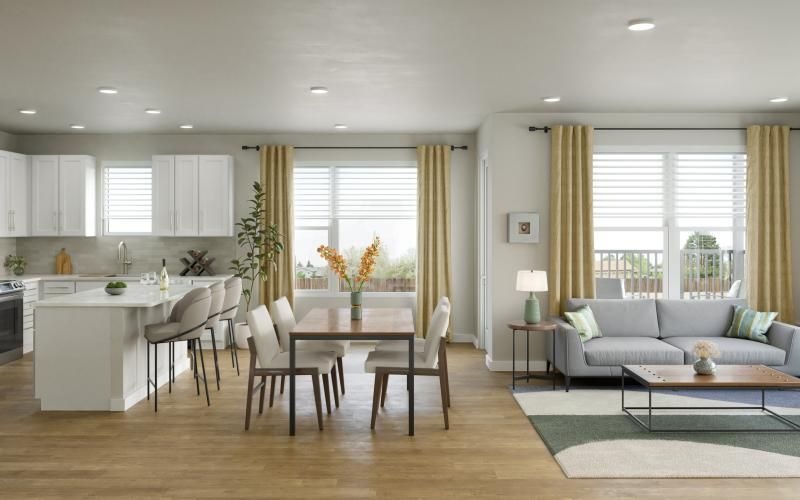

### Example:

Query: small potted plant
xmin=105 ymin=281 xmax=128 ymax=295
xmin=693 ymin=340 xmax=720 ymax=375
xmin=318 ymin=237 xmax=381 ymax=320
xmin=3 ymin=255 xmax=26 ymax=276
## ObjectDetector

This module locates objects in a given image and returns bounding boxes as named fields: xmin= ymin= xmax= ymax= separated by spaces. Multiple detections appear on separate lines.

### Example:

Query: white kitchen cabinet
xmin=0 ymin=151 xmax=30 ymax=237
xmin=31 ymin=155 xmax=96 ymax=236
xmin=152 ymin=154 xmax=233 ymax=237
xmin=22 ymin=280 xmax=38 ymax=354
xmin=198 ymin=155 xmax=233 ymax=236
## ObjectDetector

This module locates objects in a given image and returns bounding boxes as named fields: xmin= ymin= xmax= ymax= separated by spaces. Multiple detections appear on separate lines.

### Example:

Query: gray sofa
xmin=549 ymin=298 xmax=800 ymax=390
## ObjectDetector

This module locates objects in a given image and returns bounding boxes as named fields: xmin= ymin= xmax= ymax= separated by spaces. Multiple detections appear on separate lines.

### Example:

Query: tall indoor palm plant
xmin=229 ymin=181 xmax=284 ymax=311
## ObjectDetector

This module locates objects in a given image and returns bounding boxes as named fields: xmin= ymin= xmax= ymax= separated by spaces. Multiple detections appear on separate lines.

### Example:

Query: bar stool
xmin=144 ymin=288 xmax=212 ymax=412
xmin=204 ymin=281 xmax=226 ymax=390
xmin=218 ymin=277 xmax=243 ymax=375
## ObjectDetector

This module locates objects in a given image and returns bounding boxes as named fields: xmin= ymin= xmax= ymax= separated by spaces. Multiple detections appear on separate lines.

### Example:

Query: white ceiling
xmin=1 ymin=0 xmax=799 ymax=134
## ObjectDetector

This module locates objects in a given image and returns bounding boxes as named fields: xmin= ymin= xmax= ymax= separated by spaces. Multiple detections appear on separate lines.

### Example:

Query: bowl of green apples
xmin=105 ymin=281 xmax=128 ymax=295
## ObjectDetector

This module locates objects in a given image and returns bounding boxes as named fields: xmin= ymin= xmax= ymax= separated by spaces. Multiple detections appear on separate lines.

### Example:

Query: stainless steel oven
xmin=0 ymin=280 xmax=24 ymax=365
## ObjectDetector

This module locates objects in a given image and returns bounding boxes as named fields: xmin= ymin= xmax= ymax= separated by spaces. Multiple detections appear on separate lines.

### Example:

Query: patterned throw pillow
xmin=725 ymin=305 xmax=778 ymax=344
xmin=564 ymin=305 xmax=603 ymax=342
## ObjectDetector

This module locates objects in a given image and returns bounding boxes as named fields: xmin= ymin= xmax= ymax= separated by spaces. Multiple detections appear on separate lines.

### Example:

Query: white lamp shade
xmin=516 ymin=270 xmax=548 ymax=292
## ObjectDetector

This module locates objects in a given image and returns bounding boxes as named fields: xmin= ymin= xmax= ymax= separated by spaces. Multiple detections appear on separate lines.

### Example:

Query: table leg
xmin=552 ymin=330 xmax=556 ymax=391
xmin=511 ymin=330 xmax=516 ymax=390
xmin=621 ymin=369 xmax=625 ymax=411
xmin=526 ymin=331 xmax=530 ymax=382
xmin=289 ymin=337 xmax=296 ymax=436
xmin=408 ymin=336 xmax=415 ymax=436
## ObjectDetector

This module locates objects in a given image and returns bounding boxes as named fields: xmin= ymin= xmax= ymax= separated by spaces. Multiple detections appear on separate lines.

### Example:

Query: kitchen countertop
xmin=11 ymin=274 xmax=229 ymax=283
xmin=34 ymin=283 xmax=207 ymax=308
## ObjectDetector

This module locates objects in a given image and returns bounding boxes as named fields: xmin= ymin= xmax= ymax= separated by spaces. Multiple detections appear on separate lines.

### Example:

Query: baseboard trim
xmin=485 ymin=354 xmax=548 ymax=372
xmin=452 ymin=332 xmax=477 ymax=344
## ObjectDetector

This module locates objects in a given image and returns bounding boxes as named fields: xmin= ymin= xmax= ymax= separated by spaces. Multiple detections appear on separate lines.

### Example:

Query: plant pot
xmin=13 ymin=268 xmax=24 ymax=276
xmin=350 ymin=291 xmax=362 ymax=320
xmin=234 ymin=322 xmax=251 ymax=350
xmin=693 ymin=357 xmax=716 ymax=375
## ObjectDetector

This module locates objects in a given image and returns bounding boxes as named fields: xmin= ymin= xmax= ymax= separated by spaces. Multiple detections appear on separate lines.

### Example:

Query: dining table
xmin=290 ymin=307 xmax=416 ymax=436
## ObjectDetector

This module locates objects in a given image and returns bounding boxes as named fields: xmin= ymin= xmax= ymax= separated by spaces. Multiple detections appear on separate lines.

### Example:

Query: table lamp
xmin=516 ymin=270 xmax=548 ymax=324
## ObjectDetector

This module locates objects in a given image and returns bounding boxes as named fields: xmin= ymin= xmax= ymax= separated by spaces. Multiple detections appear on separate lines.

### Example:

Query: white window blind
xmin=103 ymin=166 xmax=152 ymax=234
xmin=334 ymin=166 xmax=417 ymax=219
xmin=294 ymin=167 xmax=331 ymax=221
xmin=674 ymin=153 xmax=746 ymax=228
xmin=593 ymin=153 xmax=665 ymax=228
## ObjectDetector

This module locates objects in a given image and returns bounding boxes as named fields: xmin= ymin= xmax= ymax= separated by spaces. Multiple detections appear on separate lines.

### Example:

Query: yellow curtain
xmin=259 ymin=145 xmax=295 ymax=308
xmin=746 ymin=126 xmax=794 ymax=321
xmin=416 ymin=145 xmax=453 ymax=339
xmin=549 ymin=125 xmax=595 ymax=315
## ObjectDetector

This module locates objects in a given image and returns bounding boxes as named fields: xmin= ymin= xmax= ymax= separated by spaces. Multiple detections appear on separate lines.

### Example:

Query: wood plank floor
xmin=0 ymin=344 xmax=798 ymax=498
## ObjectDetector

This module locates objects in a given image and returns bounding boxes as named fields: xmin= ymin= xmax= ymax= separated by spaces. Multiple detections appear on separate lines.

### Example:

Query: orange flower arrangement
xmin=317 ymin=236 xmax=381 ymax=292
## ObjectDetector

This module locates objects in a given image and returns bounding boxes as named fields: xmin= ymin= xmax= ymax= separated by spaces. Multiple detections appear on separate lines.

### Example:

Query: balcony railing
xmin=595 ymin=249 xmax=741 ymax=299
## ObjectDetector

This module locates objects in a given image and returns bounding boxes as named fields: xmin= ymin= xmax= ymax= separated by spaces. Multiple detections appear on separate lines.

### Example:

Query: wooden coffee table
xmin=621 ymin=364 xmax=800 ymax=432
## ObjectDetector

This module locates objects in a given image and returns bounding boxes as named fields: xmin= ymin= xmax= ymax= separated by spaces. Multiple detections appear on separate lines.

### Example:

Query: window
xmin=593 ymin=150 xmax=745 ymax=299
xmin=294 ymin=162 xmax=417 ymax=294
xmin=103 ymin=163 xmax=153 ymax=234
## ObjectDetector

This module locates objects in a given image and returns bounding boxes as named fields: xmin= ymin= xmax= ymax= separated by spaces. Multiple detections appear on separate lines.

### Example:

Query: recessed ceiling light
xmin=18 ymin=109 xmax=37 ymax=114
xmin=628 ymin=18 xmax=656 ymax=31
xmin=334 ymin=124 xmax=348 ymax=129
xmin=97 ymin=86 xmax=118 ymax=94
xmin=69 ymin=124 xmax=85 ymax=129
xmin=145 ymin=108 xmax=161 ymax=114
xmin=542 ymin=96 xmax=561 ymax=103
xmin=310 ymin=86 xmax=329 ymax=94
xmin=179 ymin=124 xmax=194 ymax=129
xmin=769 ymin=97 xmax=789 ymax=103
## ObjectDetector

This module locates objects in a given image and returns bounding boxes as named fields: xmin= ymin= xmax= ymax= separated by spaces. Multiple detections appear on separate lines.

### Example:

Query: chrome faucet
xmin=117 ymin=241 xmax=133 ymax=275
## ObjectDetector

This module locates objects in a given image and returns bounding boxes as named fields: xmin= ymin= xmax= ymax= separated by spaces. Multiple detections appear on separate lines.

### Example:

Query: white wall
xmin=0 ymin=130 xmax=16 ymax=151
xmin=482 ymin=112 xmax=800 ymax=369
xmin=14 ymin=132 xmax=476 ymax=339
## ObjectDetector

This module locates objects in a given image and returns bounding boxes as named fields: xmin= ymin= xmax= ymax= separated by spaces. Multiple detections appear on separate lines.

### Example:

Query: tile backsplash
xmin=15 ymin=236 xmax=236 ymax=276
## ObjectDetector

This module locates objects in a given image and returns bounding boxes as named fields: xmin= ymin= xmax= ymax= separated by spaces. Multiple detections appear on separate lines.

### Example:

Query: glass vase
xmin=350 ymin=291 xmax=362 ymax=320
xmin=693 ymin=357 xmax=716 ymax=375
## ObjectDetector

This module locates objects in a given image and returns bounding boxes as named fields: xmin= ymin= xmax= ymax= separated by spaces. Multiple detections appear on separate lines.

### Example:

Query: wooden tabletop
xmin=507 ymin=320 xmax=557 ymax=332
xmin=292 ymin=308 xmax=415 ymax=338
xmin=623 ymin=364 xmax=800 ymax=388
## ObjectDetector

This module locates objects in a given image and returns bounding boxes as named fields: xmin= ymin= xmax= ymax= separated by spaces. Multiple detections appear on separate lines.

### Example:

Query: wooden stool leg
xmin=330 ymin=365 xmax=339 ymax=408
xmin=258 ymin=375 xmax=266 ymax=414
xmin=439 ymin=370 xmax=449 ymax=430
xmin=370 ymin=371 xmax=382 ymax=429
xmin=380 ymin=372 xmax=389 ymax=408
xmin=244 ymin=368 xmax=254 ymax=431
xmin=311 ymin=374 xmax=323 ymax=431
xmin=442 ymin=348 xmax=451 ymax=407
xmin=269 ymin=376 xmax=276 ymax=408
xmin=322 ymin=373 xmax=332 ymax=415
xmin=337 ymin=356 xmax=345 ymax=395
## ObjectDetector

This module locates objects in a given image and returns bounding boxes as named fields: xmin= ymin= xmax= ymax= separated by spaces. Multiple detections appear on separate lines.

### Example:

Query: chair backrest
xmin=173 ymin=288 xmax=212 ymax=341
xmin=204 ymin=282 xmax=226 ymax=327
xmin=270 ymin=296 xmax=296 ymax=352
xmin=246 ymin=305 xmax=281 ymax=367
xmin=595 ymin=278 xmax=625 ymax=299
xmin=726 ymin=280 xmax=742 ymax=298
xmin=219 ymin=276 xmax=243 ymax=321
xmin=422 ymin=300 xmax=451 ymax=368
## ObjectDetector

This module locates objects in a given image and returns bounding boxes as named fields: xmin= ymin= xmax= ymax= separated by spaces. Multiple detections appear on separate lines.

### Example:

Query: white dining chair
xmin=364 ymin=300 xmax=451 ymax=429
xmin=595 ymin=278 xmax=625 ymax=299
xmin=244 ymin=305 xmax=337 ymax=431
xmin=144 ymin=287 xmax=212 ymax=412
xmin=219 ymin=276 xmax=243 ymax=375
xmin=726 ymin=279 xmax=742 ymax=298
xmin=372 ymin=296 xmax=451 ymax=407
xmin=271 ymin=297 xmax=349 ymax=398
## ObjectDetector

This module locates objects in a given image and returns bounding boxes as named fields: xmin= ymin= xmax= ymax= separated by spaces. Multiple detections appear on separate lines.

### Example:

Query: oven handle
xmin=0 ymin=294 xmax=23 ymax=304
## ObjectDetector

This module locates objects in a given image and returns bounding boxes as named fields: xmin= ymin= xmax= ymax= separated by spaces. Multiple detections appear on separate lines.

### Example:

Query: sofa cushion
xmin=662 ymin=337 xmax=787 ymax=366
xmin=564 ymin=305 xmax=603 ymax=342
xmin=583 ymin=337 xmax=684 ymax=366
xmin=725 ymin=305 xmax=778 ymax=344
xmin=565 ymin=299 xmax=660 ymax=338
xmin=656 ymin=299 xmax=747 ymax=338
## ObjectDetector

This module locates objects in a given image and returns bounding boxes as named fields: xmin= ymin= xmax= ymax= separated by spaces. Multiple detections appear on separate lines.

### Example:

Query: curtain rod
xmin=241 ymin=145 xmax=468 ymax=151
xmin=528 ymin=126 xmax=800 ymax=133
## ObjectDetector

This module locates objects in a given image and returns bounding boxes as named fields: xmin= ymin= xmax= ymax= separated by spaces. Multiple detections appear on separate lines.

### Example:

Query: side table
xmin=507 ymin=320 xmax=559 ymax=391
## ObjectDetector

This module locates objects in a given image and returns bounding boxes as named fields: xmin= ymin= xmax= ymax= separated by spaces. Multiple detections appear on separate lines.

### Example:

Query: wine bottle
xmin=159 ymin=258 xmax=170 ymax=291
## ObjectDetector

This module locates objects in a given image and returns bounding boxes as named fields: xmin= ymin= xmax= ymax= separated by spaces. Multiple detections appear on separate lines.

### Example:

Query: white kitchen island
xmin=34 ymin=283 xmax=220 ymax=411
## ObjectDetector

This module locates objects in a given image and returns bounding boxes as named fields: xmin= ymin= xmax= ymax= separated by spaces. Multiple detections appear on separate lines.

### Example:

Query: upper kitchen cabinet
xmin=31 ymin=155 xmax=96 ymax=237
xmin=0 ymin=150 xmax=30 ymax=237
xmin=152 ymin=154 xmax=233 ymax=237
